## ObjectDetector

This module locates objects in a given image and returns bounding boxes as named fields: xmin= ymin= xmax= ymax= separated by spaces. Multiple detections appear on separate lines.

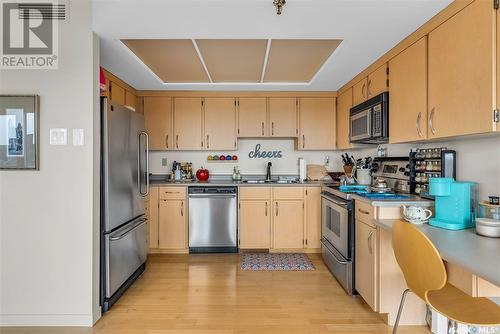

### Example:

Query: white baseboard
xmin=0 ymin=314 xmax=94 ymax=327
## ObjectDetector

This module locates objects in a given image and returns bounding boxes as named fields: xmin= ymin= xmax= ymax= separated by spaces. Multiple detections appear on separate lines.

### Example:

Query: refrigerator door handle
xmin=110 ymin=218 xmax=147 ymax=241
xmin=138 ymin=131 xmax=150 ymax=197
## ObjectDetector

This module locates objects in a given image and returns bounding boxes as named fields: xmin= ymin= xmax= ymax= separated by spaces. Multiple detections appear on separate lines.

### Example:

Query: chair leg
xmin=392 ymin=289 xmax=410 ymax=334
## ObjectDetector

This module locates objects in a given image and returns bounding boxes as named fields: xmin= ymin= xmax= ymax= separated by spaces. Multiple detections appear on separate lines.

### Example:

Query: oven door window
xmin=350 ymin=109 xmax=371 ymax=140
xmin=322 ymin=197 xmax=349 ymax=259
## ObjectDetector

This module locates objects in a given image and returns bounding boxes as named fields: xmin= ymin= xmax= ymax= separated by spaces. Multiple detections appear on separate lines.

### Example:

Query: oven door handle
xmin=321 ymin=195 xmax=348 ymax=208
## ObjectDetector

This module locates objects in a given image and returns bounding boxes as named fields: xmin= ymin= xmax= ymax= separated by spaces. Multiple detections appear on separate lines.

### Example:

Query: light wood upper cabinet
xmin=125 ymin=90 xmax=138 ymax=111
xmin=110 ymin=81 xmax=125 ymax=105
xmin=173 ymin=97 xmax=203 ymax=150
xmin=159 ymin=199 xmax=187 ymax=250
xmin=269 ymin=97 xmax=298 ymax=137
xmin=298 ymin=98 xmax=336 ymax=150
xmin=305 ymin=187 xmax=321 ymax=249
xmin=273 ymin=200 xmax=304 ymax=249
xmin=239 ymin=200 xmax=271 ymax=249
xmin=367 ymin=64 xmax=388 ymax=98
xmin=428 ymin=0 xmax=494 ymax=139
xmin=204 ymin=97 xmax=237 ymax=150
xmin=355 ymin=220 xmax=378 ymax=311
xmin=352 ymin=78 xmax=368 ymax=106
xmin=144 ymin=96 xmax=173 ymax=150
xmin=389 ymin=37 xmax=428 ymax=143
xmin=352 ymin=64 xmax=388 ymax=106
xmin=336 ymin=88 xmax=353 ymax=149
xmin=238 ymin=98 xmax=268 ymax=137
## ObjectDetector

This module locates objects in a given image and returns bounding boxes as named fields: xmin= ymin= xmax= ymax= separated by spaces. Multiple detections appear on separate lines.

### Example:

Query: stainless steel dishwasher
xmin=188 ymin=187 xmax=238 ymax=253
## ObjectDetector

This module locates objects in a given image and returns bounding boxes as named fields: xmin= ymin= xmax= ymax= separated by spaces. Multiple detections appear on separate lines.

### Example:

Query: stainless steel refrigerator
xmin=100 ymin=97 xmax=149 ymax=312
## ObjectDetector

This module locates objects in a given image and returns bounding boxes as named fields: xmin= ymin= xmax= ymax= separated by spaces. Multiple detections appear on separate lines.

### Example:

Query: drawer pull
xmin=358 ymin=208 xmax=370 ymax=215
xmin=164 ymin=191 xmax=180 ymax=194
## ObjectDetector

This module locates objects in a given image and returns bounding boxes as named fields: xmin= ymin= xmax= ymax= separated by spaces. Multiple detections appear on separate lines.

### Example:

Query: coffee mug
xmin=402 ymin=205 xmax=432 ymax=224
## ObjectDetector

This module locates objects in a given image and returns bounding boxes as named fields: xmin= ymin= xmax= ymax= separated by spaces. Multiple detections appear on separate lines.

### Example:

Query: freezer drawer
xmin=105 ymin=216 xmax=147 ymax=298
xmin=321 ymin=238 xmax=354 ymax=295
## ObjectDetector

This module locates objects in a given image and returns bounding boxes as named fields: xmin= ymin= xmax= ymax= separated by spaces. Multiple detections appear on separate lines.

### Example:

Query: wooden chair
xmin=391 ymin=220 xmax=500 ymax=334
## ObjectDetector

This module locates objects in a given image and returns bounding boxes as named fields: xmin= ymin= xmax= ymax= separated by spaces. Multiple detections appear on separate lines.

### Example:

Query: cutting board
xmin=307 ymin=164 xmax=328 ymax=181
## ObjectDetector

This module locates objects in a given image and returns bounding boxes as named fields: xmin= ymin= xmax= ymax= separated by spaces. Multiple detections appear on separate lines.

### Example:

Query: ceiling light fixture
xmin=273 ymin=0 xmax=286 ymax=15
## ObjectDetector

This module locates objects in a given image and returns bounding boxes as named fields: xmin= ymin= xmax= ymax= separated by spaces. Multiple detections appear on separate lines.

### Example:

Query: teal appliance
xmin=429 ymin=178 xmax=478 ymax=230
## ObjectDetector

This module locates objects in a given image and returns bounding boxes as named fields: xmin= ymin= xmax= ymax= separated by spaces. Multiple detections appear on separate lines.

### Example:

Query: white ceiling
xmin=93 ymin=0 xmax=452 ymax=91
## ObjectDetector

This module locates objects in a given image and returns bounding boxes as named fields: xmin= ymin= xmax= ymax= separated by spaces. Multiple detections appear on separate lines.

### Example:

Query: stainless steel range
xmin=320 ymin=185 xmax=355 ymax=295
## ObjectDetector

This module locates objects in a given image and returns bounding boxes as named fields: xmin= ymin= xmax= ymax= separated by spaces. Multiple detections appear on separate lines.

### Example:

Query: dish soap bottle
xmin=232 ymin=166 xmax=242 ymax=181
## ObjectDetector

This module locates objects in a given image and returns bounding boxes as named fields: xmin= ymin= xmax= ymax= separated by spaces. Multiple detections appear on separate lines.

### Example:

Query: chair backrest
xmin=392 ymin=220 xmax=447 ymax=302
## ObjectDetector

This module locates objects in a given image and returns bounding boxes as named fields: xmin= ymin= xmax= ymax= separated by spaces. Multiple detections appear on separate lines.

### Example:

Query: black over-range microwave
xmin=349 ymin=92 xmax=389 ymax=144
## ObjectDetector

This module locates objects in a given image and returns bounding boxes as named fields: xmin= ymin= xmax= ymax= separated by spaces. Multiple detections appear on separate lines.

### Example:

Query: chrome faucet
xmin=266 ymin=162 xmax=272 ymax=182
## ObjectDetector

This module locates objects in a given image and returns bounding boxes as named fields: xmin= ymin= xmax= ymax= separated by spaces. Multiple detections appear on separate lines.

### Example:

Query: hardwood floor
xmin=2 ymin=254 xmax=430 ymax=334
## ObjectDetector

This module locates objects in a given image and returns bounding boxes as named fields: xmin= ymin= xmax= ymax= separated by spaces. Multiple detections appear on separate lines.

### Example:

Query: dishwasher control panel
xmin=188 ymin=187 xmax=237 ymax=194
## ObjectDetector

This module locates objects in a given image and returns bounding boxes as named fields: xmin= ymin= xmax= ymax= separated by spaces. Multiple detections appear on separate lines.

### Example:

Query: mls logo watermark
xmin=1 ymin=1 xmax=59 ymax=69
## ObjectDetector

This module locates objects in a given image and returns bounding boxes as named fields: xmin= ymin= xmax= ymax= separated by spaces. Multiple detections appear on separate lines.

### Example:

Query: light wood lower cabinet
xmin=158 ymin=199 xmax=187 ymax=250
xmin=149 ymin=185 xmax=321 ymax=253
xmin=239 ymin=200 xmax=271 ymax=249
xmin=355 ymin=219 xmax=378 ymax=311
xmin=389 ymin=37 xmax=428 ymax=143
xmin=273 ymin=200 xmax=304 ymax=249
xmin=298 ymin=97 xmax=336 ymax=150
xmin=147 ymin=187 xmax=159 ymax=249
xmin=304 ymin=187 xmax=321 ymax=249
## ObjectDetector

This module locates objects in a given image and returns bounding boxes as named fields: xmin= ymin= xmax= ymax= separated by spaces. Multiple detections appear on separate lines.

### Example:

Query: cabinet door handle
xmin=180 ymin=201 xmax=184 ymax=217
xmin=368 ymin=230 xmax=373 ymax=254
xmin=367 ymin=80 xmax=372 ymax=97
xmin=416 ymin=112 xmax=422 ymax=137
xmin=206 ymin=135 xmax=210 ymax=149
xmin=265 ymin=201 xmax=268 ymax=216
xmin=358 ymin=208 xmax=370 ymax=215
xmin=261 ymin=122 xmax=265 ymax=136
xmin=302 ymin=134 xmax=305 ymax=149
xmin=271 ymin=122 xmax=275 ymax=136
xmin=176 ymin=135 xmax=179 ymax=149
xmin=362 ymin=83 xmax=366 ymax=99
xmin=429 ymin=108 xmax=436 ymax=135
xmin=165 ymin=134 xmax=169 ymax=148
xmin=275 ymin=202 xmax=279 ymax=216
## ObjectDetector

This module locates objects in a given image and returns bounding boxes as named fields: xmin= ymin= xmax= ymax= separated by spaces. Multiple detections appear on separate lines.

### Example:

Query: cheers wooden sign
xmin=248 ymin=144 xmax=283 ymax=159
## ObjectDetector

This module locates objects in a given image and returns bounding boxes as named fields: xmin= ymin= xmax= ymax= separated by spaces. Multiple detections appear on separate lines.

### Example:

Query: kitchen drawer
xmin=355 ymin=200 xmax=375 ymax=227
xmin=272 ymin=187 xmax=304 ymax=200
xmin=159 ymin=186 xmax=187 ymax=200
xmin=239 ymin=187 xmax=271 ymax=200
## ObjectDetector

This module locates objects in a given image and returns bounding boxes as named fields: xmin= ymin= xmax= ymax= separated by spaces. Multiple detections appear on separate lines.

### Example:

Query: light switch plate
xmin=162 ymin=158 xmax=168 ymax=166
xmin=49 ymin=128 xmax=67 ymax=145
xmin=73 ymin=129 xmax=84 ymax=146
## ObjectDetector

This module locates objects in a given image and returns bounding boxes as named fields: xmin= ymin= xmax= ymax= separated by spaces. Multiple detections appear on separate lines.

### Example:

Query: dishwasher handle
xmin=188 ymin=194 xmax=237 ymax=199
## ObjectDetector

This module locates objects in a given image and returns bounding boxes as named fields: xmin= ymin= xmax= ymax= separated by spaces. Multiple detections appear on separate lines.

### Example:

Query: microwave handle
xmin=367 ymin=109 xmax=372 ymax=137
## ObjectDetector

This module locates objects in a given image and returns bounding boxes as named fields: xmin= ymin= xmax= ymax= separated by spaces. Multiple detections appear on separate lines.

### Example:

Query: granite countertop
xmin=351 ymin=194 xmax=434 ymax=207
xmin=374 ymin=219 xmax=500 ymax=287
xmin=149 ymin=174 xmax=335 ymax=187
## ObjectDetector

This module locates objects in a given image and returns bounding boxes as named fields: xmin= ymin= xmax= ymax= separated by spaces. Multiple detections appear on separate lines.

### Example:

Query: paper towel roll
xmin=298 ymin=158 xmax=307 ymax=181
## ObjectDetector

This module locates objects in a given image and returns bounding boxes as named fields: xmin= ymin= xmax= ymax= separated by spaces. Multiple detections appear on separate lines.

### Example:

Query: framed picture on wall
xmin=0 ymin=95 xmax=40 ymax=170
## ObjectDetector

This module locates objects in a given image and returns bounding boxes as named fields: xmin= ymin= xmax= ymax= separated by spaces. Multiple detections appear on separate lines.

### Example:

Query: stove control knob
xmin=399 ymin=167 xmax=406 ymax=173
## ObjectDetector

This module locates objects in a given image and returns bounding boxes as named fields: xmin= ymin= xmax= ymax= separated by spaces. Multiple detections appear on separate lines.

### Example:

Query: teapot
xmin=402 ymin=205 xmax=432 ymax=224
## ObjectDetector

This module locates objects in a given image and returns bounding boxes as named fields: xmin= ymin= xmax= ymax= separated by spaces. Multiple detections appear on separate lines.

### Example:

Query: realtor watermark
xmin=1 ymin=1 xmax=59 ymax=69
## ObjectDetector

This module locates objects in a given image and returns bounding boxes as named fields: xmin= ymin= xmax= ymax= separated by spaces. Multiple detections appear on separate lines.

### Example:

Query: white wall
xmin=149 ymin=139 xmax=334 ymax=176
xmin=0 ymin=2 xmax=100 ymax=326
xmin=340 ymin=135 xmax=500 ymax=201
xmin=150 ymin=135 xmax=500 ymax=200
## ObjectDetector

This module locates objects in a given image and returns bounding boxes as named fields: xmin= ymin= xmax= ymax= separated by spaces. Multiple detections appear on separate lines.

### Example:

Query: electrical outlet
xmin=162 ymin=158 xmax=168 ymax=166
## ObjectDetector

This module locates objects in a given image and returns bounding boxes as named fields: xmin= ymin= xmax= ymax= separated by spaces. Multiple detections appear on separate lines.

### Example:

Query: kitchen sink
xmin=242 ymin=179 xmax=299 ymax=184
